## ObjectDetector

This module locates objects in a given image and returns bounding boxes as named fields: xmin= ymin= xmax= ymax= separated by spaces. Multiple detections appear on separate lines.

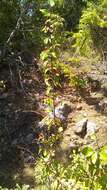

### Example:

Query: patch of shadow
xmin=0 ymin=146 xmax=38 ymax=189
xmin=0 ymin=148 xmax=23 ymax=189
xmin=0 ymin=109 xmax=43 ymax=189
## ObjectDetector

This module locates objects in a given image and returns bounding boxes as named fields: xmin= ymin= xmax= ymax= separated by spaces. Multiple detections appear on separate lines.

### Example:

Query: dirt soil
xmin=54 ymin=88 xmax=107 ymax=162
xmin=0 ymin=62 xmax=107 ymax=188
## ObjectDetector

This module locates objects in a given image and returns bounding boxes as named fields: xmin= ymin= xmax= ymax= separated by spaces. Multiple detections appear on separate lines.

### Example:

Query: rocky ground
xmin=54 ymin=85 xmax=107 ymax=162
xmin=0 ymin=60 xmax=107 ymax=188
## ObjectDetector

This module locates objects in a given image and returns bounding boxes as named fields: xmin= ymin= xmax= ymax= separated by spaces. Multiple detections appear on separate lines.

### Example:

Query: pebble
xmin=77 ymin=105 xmax=82 ymax=110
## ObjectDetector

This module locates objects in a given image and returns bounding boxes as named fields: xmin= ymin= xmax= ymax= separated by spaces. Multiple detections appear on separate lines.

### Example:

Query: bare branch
xmin=0 ymin=1 xmax=31 ymax=59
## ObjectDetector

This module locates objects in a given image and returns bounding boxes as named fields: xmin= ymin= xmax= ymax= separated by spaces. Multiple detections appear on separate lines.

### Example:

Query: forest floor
xmin=0 ymin=61 xmax=107 ymax=188
xmin=60 ymin=94 xmax=107 ymax=156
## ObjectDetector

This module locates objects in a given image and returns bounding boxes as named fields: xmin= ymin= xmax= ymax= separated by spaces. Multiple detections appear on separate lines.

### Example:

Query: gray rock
xmin=74 ymin=118 xmax=88 ymax=138
xmin=86 ymin=121 xmax=97 ymax=136
xmin=91 ymin=92 xmax=103 ymax=101
xmin=99 ymin=98 xmax=107 ymax=114
xmin=75 ymin=118 xmax=98 ymax=140
xmin=49 ymin=101 xmax=73 ymax=120
xmin=38 ymin=101 xmax=73 ymax=128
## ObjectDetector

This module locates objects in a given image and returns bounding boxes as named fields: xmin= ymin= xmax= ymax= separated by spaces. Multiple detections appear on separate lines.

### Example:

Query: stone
xmin=74 ymin=118 xmax=98 ymax=139
xmin=38 ymin=101 xmax=73 ymax=129
xmin=88 ymin=73 xmax=101 ymax=91
xmin=84 ymin=113 xmax=88 ymax=117
xmin=77 ymin=104 xmax=82 ymax=110
xmin=99 ymin=98 xmax=107 ymax=114
xmin=86 ymin=121 xmax=97 ymax=136
xmin=49 ymin=101 xmax=73 ymax=120
xmin=91 ymin=93 xmax=103 ymax=103
xmin=74 ymin=118 xmax=88 ymax=138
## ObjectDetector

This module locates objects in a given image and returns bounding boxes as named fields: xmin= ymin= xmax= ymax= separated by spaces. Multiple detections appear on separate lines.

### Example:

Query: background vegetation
xmin=0 ymin=0 xmax=107 ymax=189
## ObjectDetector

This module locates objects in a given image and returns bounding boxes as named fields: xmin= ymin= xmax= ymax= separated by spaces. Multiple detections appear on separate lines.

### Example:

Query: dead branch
xmin=0 ymin=1 xmax=31 ymax=59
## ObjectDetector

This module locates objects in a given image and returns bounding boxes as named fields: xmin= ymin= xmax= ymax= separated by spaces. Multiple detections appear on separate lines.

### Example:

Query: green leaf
xmin=91 ymin=152 xmax=98 ymax=164
xmin=102 ymin=145 xmax=107 ymax=150
xmin=51 ymin=52 xmax=57 ymax=59
xmin=100 ymin=146 xmax=107 ymax=161
xmin=40 ymin=51 xmax=49 ymax=61
xmin=82 ymin=146 xmax=94 ymax=157
xmin=48 ymin=0 xmax=55 ymax=7
xmin=44 ymin=38 xmax=49 ymax=45
xmin=40 ymin=9 xmax=50 ymax=17
xmin=46 ymin=97 xmax=53 ymax=106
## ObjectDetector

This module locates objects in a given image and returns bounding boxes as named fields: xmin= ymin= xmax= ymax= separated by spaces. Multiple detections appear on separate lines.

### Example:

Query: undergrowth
xmin=1 ymin=142 xmax=107 ymax=190
xmin=34 ymin=144 xmax=107 ymax=190
xmin=0 ymin=1 xmax=107 ymax=190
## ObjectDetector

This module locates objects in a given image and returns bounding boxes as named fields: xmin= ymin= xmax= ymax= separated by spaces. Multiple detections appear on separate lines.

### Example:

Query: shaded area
xmin=0 ymin=61 xmax=45 ymax=188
